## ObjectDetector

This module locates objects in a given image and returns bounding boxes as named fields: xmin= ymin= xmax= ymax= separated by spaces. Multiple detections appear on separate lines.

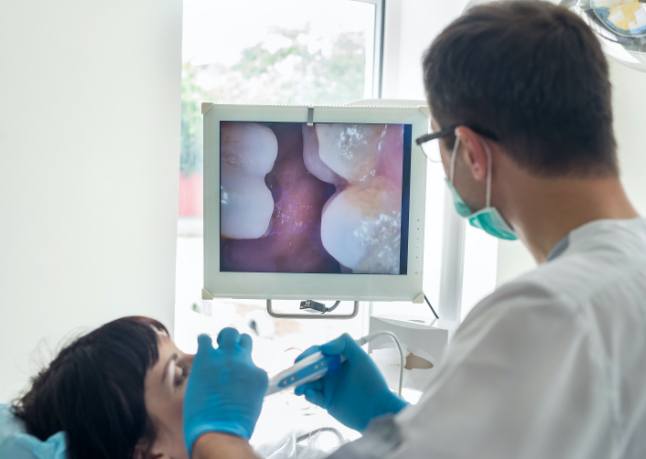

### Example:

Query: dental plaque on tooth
xmin=220 ymin=122 xmax=278 ymax=239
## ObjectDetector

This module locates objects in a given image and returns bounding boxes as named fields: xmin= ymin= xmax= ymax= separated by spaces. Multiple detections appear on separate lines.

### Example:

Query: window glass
xmin=176 ymin=1 xmax=382 ymax=445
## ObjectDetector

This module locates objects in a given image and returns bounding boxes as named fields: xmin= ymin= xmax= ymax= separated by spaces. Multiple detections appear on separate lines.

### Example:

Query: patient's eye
xmin=174 ymin=364 xmax=187 ymax=387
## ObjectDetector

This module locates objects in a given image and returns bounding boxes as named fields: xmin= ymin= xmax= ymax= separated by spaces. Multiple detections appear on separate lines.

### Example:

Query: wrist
xmin=363 ymin=392 xmax=407 ymax=430
xmin=384 ymin=391 xmax=408 ymax=414
xmin=192 ymin=432 xmax=251 ymax=459
xmin=186 ymin=421 xmax=249 ymax=455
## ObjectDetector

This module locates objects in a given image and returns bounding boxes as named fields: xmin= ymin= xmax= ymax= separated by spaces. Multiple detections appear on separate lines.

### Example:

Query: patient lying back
xmin=3 ymin=316 xmax=194 ymax=459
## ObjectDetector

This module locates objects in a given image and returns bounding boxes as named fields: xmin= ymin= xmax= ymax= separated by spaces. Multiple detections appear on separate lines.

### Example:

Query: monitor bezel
xmin=202 ymin=103 xmax=428 ymax=303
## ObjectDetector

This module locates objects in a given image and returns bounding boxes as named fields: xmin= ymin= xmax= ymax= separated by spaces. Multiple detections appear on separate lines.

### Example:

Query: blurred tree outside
xmin=181 ymin=63 xmax=206 ymax=176
xmin=179 ymin=25 xmax=367 ymax=216
xmin=218 ymin=26 xmax=366 ymax=105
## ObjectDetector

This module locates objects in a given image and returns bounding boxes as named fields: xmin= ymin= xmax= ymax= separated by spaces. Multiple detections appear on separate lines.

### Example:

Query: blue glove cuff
xmin=357 ymin=392 xmax=408 ymax=432
xmin=384 ymin=394 xmax=408 ymax=417
xmin=186 ymin=422 xmax=250 ymax=457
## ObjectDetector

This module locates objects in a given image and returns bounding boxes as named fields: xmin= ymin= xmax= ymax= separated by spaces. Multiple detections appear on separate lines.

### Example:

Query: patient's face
xmin=141 ymin=333 xmax=194 ymax=459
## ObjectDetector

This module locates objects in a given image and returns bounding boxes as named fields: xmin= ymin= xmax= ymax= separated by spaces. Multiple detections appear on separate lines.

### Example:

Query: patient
xmin=4 ymin=316 xmax=193 ymax=459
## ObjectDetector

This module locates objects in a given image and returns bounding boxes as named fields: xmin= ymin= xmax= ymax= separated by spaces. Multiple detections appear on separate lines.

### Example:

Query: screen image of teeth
xmin=219 ymin=122 xmax=411 ymax=274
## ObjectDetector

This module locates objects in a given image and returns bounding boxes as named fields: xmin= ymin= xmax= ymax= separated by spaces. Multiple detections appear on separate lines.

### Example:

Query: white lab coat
xmin=390 ymin=217 xmax=646 ymax=458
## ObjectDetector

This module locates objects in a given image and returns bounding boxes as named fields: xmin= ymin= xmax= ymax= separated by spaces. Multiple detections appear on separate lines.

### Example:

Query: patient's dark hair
xmin=422 ymin=0 xmax=617 ymax=177
xmin=12 ymin=316 xmax=169 ymax=459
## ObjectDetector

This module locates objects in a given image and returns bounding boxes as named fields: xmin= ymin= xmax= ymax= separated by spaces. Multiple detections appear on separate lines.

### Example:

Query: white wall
xmin=0 ymin=1 xmax=182 ymax=401
xmin=611 ymin=62 xmax=646 ymax=215
xmin=496 ymin=60 xmax=646 ymax=285
xmin=382 ymin=0 xmax=468 ymax=99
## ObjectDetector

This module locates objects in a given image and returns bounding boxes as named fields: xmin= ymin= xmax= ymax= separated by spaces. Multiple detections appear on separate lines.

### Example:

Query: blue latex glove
xmin=183 ymin=328 xmax=268 ymax=456
xmin=294 ymin=333 xmax=407 ymax=432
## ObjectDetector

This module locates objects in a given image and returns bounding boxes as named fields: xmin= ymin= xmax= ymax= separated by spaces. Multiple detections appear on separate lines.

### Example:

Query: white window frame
xmin=377 ymin=0 xmax=498 ymax=326
xmin=351 ymin=0 xmax=386 ymax=98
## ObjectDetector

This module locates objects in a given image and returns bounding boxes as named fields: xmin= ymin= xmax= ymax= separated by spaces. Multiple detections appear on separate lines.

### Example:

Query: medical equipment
xmin=564 ymin=0 xmax=646 ymax=72
xmin=467 ymin=1 xmax=646 ymax=72
xmin=265 ymin=351 xmax=342 ymax=397
xmin=201 ymin=104 xmax=429 ymax=304
xmin=265 ymin=331 xmax=405 ymax=397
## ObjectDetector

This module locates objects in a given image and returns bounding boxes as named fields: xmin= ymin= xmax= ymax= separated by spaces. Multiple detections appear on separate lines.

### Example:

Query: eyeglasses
xmin=415 ymin=127 xmax=455 ymax=163
xmin=415 ymin=125 xmax=499 ymax=163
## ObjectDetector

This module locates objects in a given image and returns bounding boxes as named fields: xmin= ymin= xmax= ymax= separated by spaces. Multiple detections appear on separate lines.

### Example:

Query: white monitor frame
xmin=202 ymin=103 xmax=429 ymax=303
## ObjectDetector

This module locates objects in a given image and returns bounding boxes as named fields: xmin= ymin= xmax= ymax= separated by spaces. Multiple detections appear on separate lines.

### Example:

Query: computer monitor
xmin=202 ymin=104 xmax=428 ymax=302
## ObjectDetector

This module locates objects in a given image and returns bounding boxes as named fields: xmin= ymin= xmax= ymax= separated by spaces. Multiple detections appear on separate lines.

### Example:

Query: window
xmin=175 ymin=1 xmax=500 ymax=444
xmin=176 ymin=1 xmax=384 ymax=445
xmin=376 ymin=0 xmax=498 ymax=323
xmin=179 ymin=0 xmax=383 ymax=222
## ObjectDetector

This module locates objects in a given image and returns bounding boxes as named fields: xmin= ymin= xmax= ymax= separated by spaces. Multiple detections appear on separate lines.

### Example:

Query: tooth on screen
xmin=221 ymin=122 xmax=278 ymax=174
xmin=316 ymin=124 xmax=388 ymax=183
xmin=302 ymin=125 xmax=343 ymax=185
xmin=321 ymin=177 xmax=402 ymax=274
xmin=220 ymin=123 xmax=278 ymax=239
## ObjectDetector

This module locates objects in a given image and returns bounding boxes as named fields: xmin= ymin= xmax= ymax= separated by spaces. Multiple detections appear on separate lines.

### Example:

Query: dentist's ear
xmin=455 ymin=126 xmax=489 ymax=183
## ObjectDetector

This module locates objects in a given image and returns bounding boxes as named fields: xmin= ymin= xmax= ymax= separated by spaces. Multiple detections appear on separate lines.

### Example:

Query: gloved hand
xmin=183 ymin=328 xmax=268 ymax=456
xmin=294 ymin=333 xmax=407 ymax=432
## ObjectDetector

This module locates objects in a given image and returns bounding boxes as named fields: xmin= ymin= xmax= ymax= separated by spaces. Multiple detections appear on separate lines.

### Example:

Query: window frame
xmin=351 ymin=0 xmax=386 ymax=98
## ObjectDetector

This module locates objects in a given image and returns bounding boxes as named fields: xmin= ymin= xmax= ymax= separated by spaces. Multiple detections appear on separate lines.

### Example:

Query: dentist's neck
xmin=497 ymin=159 xmax=638 ymax=263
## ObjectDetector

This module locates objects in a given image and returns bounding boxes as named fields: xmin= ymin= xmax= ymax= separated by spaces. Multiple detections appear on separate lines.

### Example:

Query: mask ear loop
xmin=484 ymin=144 xmax=492 ymax=208
xmin=449 ymin=136 xmax=461 ymax=184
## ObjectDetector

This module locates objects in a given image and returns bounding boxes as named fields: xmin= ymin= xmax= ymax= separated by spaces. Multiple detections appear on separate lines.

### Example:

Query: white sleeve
xmin=390 ymin=281 xmax=612 ymax=459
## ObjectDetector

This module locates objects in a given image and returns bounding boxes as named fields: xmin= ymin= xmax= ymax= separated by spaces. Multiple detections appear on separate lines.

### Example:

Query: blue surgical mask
xmin=446 ymin=138 xmax=517 ymax=241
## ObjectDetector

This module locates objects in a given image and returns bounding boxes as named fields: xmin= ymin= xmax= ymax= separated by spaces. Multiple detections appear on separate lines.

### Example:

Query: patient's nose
xmin=180 ymin=353 xmax=195 ymax=373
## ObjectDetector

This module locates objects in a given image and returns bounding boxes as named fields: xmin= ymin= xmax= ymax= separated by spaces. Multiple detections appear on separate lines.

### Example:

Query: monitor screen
xmin=219 ymin=121 xmax=412 ymax=275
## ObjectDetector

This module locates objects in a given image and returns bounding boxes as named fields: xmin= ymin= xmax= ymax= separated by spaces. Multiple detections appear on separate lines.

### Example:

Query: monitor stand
xmin=265 ymin=299 xmax=360 ymax=320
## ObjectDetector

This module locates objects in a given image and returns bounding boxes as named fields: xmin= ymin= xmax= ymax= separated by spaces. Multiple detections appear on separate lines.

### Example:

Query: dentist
xmin=183 ymin=2 xmax=646 ymax=458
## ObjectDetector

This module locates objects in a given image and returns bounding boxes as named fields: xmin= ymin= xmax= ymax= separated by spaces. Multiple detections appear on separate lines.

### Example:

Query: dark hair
xmin=12 ymin=316 xmax=169 ymax=459
xmin=423 ymin=0 xmax=617 ymax=177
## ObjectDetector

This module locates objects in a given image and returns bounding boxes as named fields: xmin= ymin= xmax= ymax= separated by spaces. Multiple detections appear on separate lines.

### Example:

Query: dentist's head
xmin=421 ymin=0 xmax=630 ymax=260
